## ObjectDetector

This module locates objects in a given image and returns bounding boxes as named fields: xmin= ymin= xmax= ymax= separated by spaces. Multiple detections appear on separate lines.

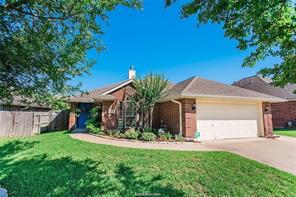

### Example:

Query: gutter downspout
xmin=171 ymin=99 xmax=182 ymax=136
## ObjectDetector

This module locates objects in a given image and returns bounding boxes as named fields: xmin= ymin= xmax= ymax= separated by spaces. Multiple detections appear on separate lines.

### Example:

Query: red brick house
xmin=68 ymin=68 xmax=284 ymax=140
xmin=233 ymin=76 xmax=296 ymax=128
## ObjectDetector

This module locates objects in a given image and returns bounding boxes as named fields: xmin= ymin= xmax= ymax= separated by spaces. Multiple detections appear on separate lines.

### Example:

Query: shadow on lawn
xmin=0 ymin=140 xmax=185 ymax=197
xmin=115 ymin=163 xmax=185 ymax=196
xmin=0 ymin=140 xmax=39 ymax=159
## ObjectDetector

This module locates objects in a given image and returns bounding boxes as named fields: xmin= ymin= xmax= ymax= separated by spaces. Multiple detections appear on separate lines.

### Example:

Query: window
xmin=118 ymin=102 xmax=124 ymax=129
xmin=124 ymin=100 xmax=136 ymax=128
xmin=118 ymin=98 xmax=137 ymax=129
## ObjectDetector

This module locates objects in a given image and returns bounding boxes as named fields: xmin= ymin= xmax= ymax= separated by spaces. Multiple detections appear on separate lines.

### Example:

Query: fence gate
xmin=14 ymin=112 xmax=34 ymax=137
xmin=33 ymin=112 xmax=50 ymax=134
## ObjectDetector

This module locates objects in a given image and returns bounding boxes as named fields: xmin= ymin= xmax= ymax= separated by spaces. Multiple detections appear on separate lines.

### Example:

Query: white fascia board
xmin=102 ymin=79 xmax=133 ymax=95
xmin=181 ymin=94 xmax=286 ymax=103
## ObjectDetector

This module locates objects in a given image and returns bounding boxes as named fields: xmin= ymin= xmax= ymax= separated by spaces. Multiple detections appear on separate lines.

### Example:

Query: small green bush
xmin=119 ymin=133 xmax=126 ymax=138
xmin=141 ymin=132 xmax=157 ymax=141
xmin=113 ymin=132 xmax=125 ymax=139
xmin=143 ymin=127 xmax=158 ymax=135
xmin=159 ymin=132 xmax=172 ymax=141
xmin=142 ymin=127 xmax=152 ymax=133
xmin=85 ymin=106 xmax=102 ymax=135
xmin=175 ymin=134 xmax=184 ymax=142
xmin=86 ymin=124 xmax=101 ymax=135
xmin=125 ymin=129 xmax=140 ymax=140
xmin=105 ymin=129 xmax=121 ymax=136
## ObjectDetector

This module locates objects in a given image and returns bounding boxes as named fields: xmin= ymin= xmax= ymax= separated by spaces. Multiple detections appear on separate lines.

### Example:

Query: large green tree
xmin=0 ymin=0 xmax=141 ymax=105
xmin=166 ymin=0 xmax=296 ymax=87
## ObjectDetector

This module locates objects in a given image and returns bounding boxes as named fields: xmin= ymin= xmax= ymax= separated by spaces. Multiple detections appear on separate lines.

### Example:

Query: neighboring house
xmin=233 ymin=76 xmax=296 ymax=128
xmin=68 ymin=67 xmax=284 ymax=140
xmin=0 ymin=96 xmax=51 ymax=112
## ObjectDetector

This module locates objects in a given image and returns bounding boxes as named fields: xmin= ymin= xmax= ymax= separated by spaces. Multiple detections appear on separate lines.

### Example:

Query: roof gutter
xmin=171 ymin=99 xmax=182 ymax=136
xmin=180 ymin=94 xmax=286 ymax=103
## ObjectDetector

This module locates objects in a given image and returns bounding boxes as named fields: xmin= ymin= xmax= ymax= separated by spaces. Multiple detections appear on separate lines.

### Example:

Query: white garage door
xmin=197 ymin=102 xmax=259 ymax=140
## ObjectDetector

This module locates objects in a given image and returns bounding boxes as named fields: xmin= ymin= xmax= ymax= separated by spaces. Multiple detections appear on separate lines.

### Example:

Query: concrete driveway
xmin=204 ymin=136 xmax=296 ymax=175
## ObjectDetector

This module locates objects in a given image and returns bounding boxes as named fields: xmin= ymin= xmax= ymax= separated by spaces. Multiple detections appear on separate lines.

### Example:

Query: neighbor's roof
xmin=68 ymin=95 xmax=116 ymax=103
xmin=1 ymin=96 xmax=51 ymax=109
xmin=68 ymin=79 xmax=132 ymax=103
xmin=233 ymin=75 xmax=296 ymax=100
xmin=165 ymin=76 xmax=285 ymax=102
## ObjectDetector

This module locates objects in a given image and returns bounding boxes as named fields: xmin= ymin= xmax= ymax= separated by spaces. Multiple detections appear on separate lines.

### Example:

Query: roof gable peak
xmin=181 ymin=76 xmax=198 ymax=94
xmin=102 ymin=79 xmax=133 ymax=95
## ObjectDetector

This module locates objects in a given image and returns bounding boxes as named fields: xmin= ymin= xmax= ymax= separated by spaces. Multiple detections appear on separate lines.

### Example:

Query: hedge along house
xmin=68 ymin=67 xmax=285 ymax=140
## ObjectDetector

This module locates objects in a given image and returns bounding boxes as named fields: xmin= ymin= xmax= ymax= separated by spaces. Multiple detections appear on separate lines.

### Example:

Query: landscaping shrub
xmin=125 ymin=129 xmax=140 ymax=140
xmin=120 ymin=133 xmax=127 ymax=138
xmin=175 ymin=134 xmax=184 ymax=142
xmin=141 ymin=132 xmax=157 ymax=141
xmin=143 ymin=127 xmax=152 ymax=133
xmin=86 ymin=124 xmax=101 ymax=135
xmin=113 ymin=132 xmax=126 ymax=139
xmin=86 ymin=106 xmax=102 ymax=135
xmin=159 ymin=132 xmax=172 ymax=141
xmin=105 ymin=129 xmax=121 ymax=136
xmin=143 ymin=127 xmax=158 ymax=135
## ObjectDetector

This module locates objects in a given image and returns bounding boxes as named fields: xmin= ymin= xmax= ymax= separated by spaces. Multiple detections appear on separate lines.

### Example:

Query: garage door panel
xmin=197 ymin=103 xmax=259 ymax=140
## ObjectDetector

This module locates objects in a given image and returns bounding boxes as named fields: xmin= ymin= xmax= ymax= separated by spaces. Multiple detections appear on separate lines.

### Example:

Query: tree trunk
xmin=141 ymin=110 xmax=144 ymax=129
xmin=145 ymin=109 xmax=149 ymax=128
xmin=142 ymin=109 xmax=146 ymax=128
xmin=149 ymin=106 xmax=154 ymax=129
xmin=136 ymin=103 xmax=140 ymax=129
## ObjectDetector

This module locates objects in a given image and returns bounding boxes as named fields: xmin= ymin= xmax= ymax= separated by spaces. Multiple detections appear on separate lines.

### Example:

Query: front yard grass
xmin=274 ymin=129 xmax=296 ymax=138
xmin=0 ymin=131 xmax=295 ymax=197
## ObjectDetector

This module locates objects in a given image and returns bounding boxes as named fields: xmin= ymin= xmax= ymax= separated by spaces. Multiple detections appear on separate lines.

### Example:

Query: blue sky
xmin=72 ymin=0 xmax=276 ymax=91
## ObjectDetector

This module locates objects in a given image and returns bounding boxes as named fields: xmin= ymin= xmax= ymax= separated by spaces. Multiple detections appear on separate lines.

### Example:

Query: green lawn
xmin=0 ymin=131 xmax=295 ymax=197
xmin=274 ymin=129 xmax=296 ymax=138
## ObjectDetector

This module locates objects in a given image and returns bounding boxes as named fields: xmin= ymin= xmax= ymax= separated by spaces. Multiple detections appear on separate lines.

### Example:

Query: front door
xmin=77 ymin=103 xmax=92 ymax=129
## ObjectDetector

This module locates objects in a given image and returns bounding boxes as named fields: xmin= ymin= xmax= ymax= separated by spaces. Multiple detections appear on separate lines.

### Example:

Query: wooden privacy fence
xmin=0 ymin=110 xmax=69 ymax=137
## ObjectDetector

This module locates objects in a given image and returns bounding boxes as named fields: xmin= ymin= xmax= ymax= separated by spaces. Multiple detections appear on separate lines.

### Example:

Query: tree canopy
xmin=166 ymin=0 xmax=296 ymax=87
xmin=0 ymin=0 xmax=141 ymax=105
xmin=133 ymin=74 xmax=169 ymax=128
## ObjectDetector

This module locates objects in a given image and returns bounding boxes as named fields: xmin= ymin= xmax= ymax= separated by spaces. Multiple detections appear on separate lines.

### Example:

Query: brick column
xmin=152 ymin=102 xmax=180 ymax=135
xmin=68 ymin=103 xmax=77 ymax=130
xmin=181 ymin=98 xmax=197 ymax=138
xmin=262 ymin=102 xmax=273 ymax=137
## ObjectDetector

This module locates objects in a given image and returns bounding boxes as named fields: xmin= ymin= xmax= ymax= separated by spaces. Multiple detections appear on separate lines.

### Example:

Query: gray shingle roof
xmin=233 ymin=76 xmax=296 ymax=100
xmin=68 ymin=80 xmax=131 ymax=102
xmin=167 ymin=77 xmax=285 ymax=102
xmin=69 ymin=76 xmax=285 ymax=103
